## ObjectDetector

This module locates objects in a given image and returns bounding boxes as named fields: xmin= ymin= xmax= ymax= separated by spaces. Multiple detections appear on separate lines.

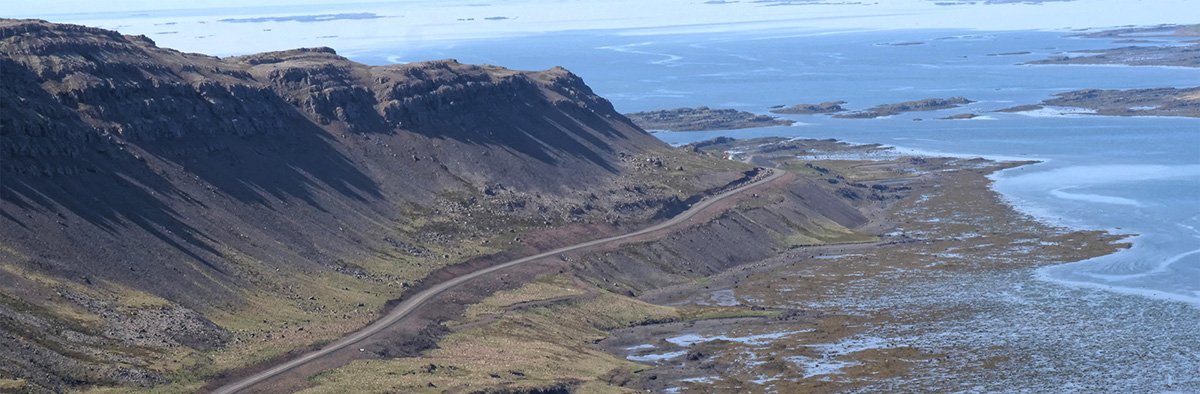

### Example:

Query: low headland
xmin=770 ymin=101 xmax=848 ymax=115
xmin=996 ymin=87 xmax=1200 ymax=118
xmin=623 ymin=106 xmax=795 ymax=131
xmin=833 ymin=97 xmax=974 ymax=119
xmin=1069 ymin=23 xmax=1200 ymax=39
xmin=1024 ymin=24 xmax=1200 ymax=68
xmin=1024 ymin=43 xmax=1200 ymax=68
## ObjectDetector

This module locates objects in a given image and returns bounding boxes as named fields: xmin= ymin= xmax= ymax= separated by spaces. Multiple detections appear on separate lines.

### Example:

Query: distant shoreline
xmin=995 ymin=87 xmax=1200 ymax=118
xmin=624 ymin=106 xmax=795 ymax=132
xmin=13 ymin=2 xmax=1197 ymax=58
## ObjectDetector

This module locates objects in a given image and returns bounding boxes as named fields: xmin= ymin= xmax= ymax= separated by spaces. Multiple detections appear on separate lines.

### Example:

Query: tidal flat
xmin=598 ymin=139 xmax=1198 ymax=393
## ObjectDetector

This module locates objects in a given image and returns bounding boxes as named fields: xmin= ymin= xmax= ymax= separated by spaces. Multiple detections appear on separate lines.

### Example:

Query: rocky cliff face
xmin=0 ymin=19 xmax=754 ymax=391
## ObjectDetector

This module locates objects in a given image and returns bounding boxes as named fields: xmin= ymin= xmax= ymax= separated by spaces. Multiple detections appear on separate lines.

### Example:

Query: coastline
xmin=799 ymin=139 xmax=1199 ymax=308
xmin=810 ymin=141 xmax=1197 ymax=308
xmin=989 ymin=161 xmax=1200 ymax=307
xmin=657 ymin=119 xmax=1197 ymax=309
xmin=1035 ymin=249 xmax=1200 ymax=307
xmin=989 ymin=164 xmax=1196 ymax=306
xmin=291 ymin=138 xmax=1200 ymax=393
xmin=628 ymin=136 xmax=1194 ymax=391
xmin=595 ymin=149 xmax=1190 ymax=392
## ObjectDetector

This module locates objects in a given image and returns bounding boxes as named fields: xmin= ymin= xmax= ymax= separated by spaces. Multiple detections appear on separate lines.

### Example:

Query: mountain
xmin=0 ymin=19 xmax=757 ymax=390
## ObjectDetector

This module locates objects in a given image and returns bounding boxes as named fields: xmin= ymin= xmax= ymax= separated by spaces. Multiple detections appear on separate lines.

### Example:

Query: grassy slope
xmin=295 ymin=149 xmax=885 ymax=393
xmin=60 ymin=148 xmax=753 ymax=393
xmin=301 ymin=274 xmax=771 ymax=393
xmin=0 ymin=20 xmax=757 ymax=389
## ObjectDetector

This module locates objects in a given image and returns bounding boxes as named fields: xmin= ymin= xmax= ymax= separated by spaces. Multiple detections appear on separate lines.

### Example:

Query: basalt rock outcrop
xmin=0 ymin=19 xmax=752 ymax=391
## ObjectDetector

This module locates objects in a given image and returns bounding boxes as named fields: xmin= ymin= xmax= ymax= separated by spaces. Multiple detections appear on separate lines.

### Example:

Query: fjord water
xmin=358 ymin=28 xmax=1200 ymax=306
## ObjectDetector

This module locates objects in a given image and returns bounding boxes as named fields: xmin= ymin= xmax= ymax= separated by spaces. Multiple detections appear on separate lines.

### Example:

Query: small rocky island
xmin=940 ymin=113 xmax=980 ymax=120
xmin=994 ymin=104 xmax=1045 ymax=113
xmin=834 ymin=97 xmax=973 ymax=119
xmin=1024 ymin=24 xmax=1200 ymax=68
xmin=996 ymin=87 xmax=1200 ymax=118
xmin=770 ymin=101 xmax=847 ymax=114
xmin=623 ymin=106 xmax=795 ymax=131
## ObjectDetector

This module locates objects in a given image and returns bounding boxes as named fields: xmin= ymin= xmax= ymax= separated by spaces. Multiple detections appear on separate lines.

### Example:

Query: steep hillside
xmin=0 ymin=19 xmax=763 ymax=391
xmin=0 ymin=19 xmax=880 ymax=393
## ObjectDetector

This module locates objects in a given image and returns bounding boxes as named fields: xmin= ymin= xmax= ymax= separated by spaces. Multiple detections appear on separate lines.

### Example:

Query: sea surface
xmin=352 ymin=28 xmax=1200 ymax=307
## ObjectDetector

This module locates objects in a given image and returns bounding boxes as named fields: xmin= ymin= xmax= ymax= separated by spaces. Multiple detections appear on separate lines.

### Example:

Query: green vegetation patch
xmin=302 ymin=275 xmax=771 ymax=393
xmin=780 ymin=158 xmax=919 ymax=182
xmin=461 ymin=274 xmax=588 ymax=320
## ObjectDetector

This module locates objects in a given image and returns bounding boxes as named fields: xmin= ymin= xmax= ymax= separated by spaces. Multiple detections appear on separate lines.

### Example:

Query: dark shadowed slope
xmin=0 ymin=19 xmax=754 ymax=391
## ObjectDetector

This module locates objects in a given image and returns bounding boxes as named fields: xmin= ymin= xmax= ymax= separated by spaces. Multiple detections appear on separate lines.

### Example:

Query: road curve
xmin=212 ymin=168 xmax=785 ymax=394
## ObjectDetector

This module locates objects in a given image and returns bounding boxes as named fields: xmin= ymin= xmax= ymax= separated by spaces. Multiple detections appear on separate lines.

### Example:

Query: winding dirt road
xmin=212 ymin=168 xmax=785 ymax=394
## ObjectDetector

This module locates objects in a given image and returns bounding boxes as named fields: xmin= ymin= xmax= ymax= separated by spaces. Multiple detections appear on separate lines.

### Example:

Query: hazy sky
xmin=8 ymin=0 xmax=399 ymax=15
xmin=8 ymin=0 xmax=1193 ymax=56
